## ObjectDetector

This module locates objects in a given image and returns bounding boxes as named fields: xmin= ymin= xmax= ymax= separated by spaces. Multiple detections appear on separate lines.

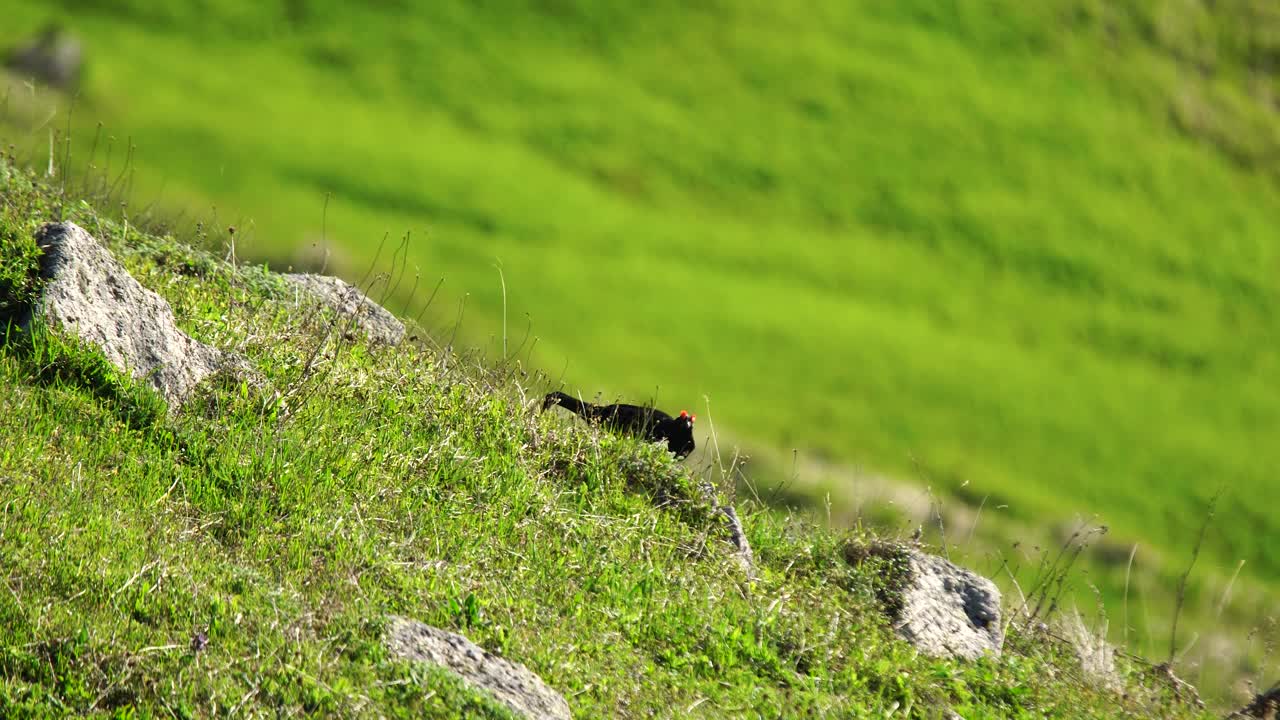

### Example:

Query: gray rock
xmin=6 ymin=24 xmax=84 ymax=89
xmin=720 ymin=505 xmax=756 ymax=580
xmin=27 ymin=222 xmax=228 ymax=408
xmin=284 ymin=273 xmax=405 ymax=346
xmin=896 ymin=550 xmax=1003 ymax=660
xmin=385 ymin=616 xmax=570 ymax=720
xmin=847 ymin=543 xmax=1003 ymax=660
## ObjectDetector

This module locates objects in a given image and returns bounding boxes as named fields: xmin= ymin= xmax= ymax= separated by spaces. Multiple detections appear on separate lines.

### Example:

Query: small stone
xmin=384 ymin=616 xmax=570 ymax=720
xmin=284 ymin=273 xmax=405 ymax=346
xmin=847 ymin=542 xmax=1003 ymax=660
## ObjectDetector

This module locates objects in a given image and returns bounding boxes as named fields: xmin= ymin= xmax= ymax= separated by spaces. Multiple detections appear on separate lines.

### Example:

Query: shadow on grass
xmin=2 ymin=318 xmax=168 ymax=431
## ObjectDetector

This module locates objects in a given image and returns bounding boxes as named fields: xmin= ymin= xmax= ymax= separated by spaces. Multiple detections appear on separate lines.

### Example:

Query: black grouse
xmin=541 ymin=391 xmax=696 ymax=459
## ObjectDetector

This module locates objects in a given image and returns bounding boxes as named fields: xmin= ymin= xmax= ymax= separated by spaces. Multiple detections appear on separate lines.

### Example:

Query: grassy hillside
xmin=2 ymin=0 xmax=1279 ymax=704
xmin=0 ymin=158 xmax=1219 ymax=718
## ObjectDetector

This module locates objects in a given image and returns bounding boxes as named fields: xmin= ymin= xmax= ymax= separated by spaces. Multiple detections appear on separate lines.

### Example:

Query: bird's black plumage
xmin=541 ymin=391 xmax=696 ymax=458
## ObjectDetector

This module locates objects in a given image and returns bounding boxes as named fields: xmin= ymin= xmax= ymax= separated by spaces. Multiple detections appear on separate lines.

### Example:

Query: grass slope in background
xmin=0 ymin=158 xmax=1218 ymax=718
xmin=2 ymin=0 xmax=1278 ymax=702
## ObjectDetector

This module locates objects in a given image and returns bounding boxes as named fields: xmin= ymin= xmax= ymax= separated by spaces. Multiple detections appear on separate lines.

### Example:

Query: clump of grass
xmin=0 ymin=224 xmax=41 ymax=325
xmin=0 ymin=150 xmax=52 ymax=325
xmin=843 ymin=539 xmax=914 ymax=622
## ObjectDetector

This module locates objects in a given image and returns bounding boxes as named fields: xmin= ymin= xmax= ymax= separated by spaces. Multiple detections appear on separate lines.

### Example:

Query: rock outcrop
xmin=26 ymin=222 xmax=229 ymax=407
xmin=284 ymin=273 xmax=405 ymax=346
xmin=847 ymin=542 xmax=1003 ymax=660
xmin=385 ymin=617 xmax=571 ymax=720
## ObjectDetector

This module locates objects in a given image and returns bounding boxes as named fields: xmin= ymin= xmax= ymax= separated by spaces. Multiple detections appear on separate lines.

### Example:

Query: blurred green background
xmin=3 ymin=0 xmax=1278 ymax=700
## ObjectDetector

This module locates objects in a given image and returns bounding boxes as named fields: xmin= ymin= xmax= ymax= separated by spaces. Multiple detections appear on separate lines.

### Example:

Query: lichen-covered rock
xmin=847 ymin=542 xmax=1003 ymax=660
xmin=284 ymin=273 xmax=405 ymax=346
xmin=26 ymin=222 xmax=228 ymax=407
xmin=720 ymin=505 xmax=756 ymax=580
xmin=898 ymin=550 xmax=1003 ymax=660
xmin=385 ymin=616 xmax=571 ymax=720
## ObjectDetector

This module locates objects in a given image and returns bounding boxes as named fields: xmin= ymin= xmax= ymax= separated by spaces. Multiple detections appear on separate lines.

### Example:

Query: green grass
xmin=0 ymin=159 xmax=1218 ymax=717
xmin=2 ymin=0 xmax=1279 ymax=708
